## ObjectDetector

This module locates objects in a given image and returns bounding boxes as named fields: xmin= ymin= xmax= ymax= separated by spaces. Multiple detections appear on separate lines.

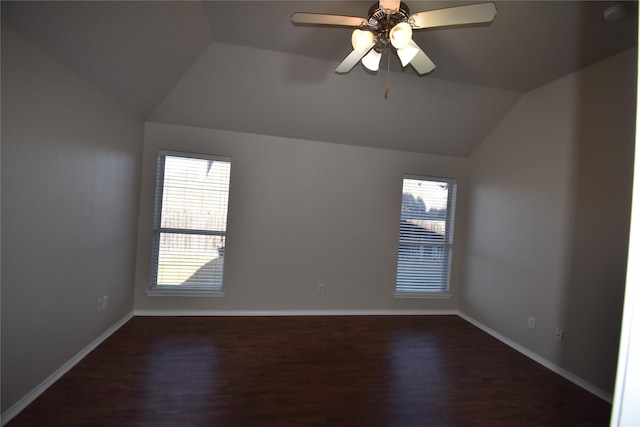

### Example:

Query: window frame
xmin=394 ymin=174 xmax=457 ymax=299
xmin=147 ymin=150 xmax=231 ymax=297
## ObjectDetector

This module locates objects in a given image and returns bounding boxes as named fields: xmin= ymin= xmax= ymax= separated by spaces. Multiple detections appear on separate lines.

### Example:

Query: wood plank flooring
xmin=8 ymin=315 xmax=611 ymax=426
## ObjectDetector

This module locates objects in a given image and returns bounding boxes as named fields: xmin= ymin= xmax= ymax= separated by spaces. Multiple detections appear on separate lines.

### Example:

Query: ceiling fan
xmin=291 ymin=0 xmax=497 ymax=75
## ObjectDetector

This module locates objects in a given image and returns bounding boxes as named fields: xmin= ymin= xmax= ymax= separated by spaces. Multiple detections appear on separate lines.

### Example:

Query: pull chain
xmin=384 ymin=44 xmax=391 ymax=98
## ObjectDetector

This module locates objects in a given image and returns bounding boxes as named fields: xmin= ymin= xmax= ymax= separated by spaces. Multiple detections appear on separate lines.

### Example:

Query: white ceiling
xmin=2 ymin=1 xmax=637 ymax=156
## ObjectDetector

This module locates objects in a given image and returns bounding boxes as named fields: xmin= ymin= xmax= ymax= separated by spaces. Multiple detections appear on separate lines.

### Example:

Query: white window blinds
xmin=395 ymin=176 xmax=457 ymax=295
xmin=150 ymin=151 xmax=231 ymax=291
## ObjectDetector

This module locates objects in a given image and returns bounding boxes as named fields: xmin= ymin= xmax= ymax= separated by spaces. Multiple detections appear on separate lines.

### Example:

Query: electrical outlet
xmin=528 ymin=316 xmax=536 ymax=330
xmin=554 ymin=328 xmax=564 ymax=342
xmin=102 ymin=295 xmax=108 ymax=310
xmin=317 ymin=283 xmax=325 ymax=294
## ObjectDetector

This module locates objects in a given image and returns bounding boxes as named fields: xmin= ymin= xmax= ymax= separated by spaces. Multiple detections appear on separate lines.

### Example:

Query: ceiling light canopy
xmin=379 ymin=0 xmax=401 ymax=14
xmin=603 ymin=4 xmax=628 ymax=21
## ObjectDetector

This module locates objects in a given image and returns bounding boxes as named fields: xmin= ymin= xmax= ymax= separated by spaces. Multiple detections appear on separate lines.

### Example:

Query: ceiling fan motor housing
xmin=366 ymin=1 xmax=411 ymax=46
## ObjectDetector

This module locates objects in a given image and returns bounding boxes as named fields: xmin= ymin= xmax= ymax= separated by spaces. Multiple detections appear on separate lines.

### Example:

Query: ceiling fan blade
xmin=335 ymin=42 xmax=376 ymax=73
xmin=410 ymin=2 xmax=497 ymax=29
xmin=407 ymin=40 xmax=436 ymax=75
xmin=291 ymin=12 xmax=366 ymax=27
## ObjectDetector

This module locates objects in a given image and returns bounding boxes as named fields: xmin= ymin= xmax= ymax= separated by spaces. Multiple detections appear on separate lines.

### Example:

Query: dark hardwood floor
xmin=8 ymin=315 xmax=611 ymax=426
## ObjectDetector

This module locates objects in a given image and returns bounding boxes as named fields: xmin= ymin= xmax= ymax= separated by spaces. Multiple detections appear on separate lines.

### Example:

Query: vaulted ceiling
xmin=2 ymin=1 xmax=637 ymax=156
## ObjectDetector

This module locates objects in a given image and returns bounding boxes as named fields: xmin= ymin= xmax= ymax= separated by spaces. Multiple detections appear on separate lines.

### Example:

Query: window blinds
xmin=150 ymin=152 xmax=231 ymax=290
xmin=396 ymin=176 xmax=457 ymax=294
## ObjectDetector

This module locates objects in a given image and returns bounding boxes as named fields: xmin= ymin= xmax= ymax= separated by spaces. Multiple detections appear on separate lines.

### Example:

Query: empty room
xmin=1 ymin=1 xmax=639 ymax=426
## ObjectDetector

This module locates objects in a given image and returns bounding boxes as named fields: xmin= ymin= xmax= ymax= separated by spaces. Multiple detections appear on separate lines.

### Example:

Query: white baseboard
xmin=1 ymin=312 xmax=134 ymax=426
xmin=457 ymin=311 xmax=613 ymax=403
xmin=133 ymin=309 xmax=458 ymax=317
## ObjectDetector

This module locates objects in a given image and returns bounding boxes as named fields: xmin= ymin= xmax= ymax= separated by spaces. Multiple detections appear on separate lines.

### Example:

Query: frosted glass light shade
xmin=362 ymin=49 xmax=382 ymax=71
xmin=379 ymin=0 xmax=401 ymax=13
xmin=390 ymin=22 xmax=412 ymax=49
xmin=351 ymin=29 xmax=375 ymax=53
xmin=396 ymin=44 xmax=419 ymax=66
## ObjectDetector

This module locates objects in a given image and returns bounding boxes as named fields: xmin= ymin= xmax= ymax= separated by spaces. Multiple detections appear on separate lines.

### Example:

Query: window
xmin=395 ymin=175 xmax=457 ymax=297
xmin=149 ymin=151 xmax=231 ymax=296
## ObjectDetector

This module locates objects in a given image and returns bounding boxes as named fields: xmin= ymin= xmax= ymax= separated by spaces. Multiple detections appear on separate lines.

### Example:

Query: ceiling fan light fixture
xmin=362 ymin=48 xmax=382 ymax=71
xmin=291 ymin=1 xmax=500 ymax=79
xmin=379 ymin=0 xmax=401 ymax=14
xmin=390 ymin=22 xmax=412 ymax=49
xmin=396 ymin=43 xmax=419 ymax=66
xmin=351 ymin=29 xmax=375 ymax=53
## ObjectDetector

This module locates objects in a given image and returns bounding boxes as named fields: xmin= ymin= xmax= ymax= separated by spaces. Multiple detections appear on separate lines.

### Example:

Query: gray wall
xmin=461 ymin=48 xmax=637 ymax=394
xmin=1 ymin=27 xmax=143 ymax=412
xmin=133 ymin=123 xmax=469 ymax=312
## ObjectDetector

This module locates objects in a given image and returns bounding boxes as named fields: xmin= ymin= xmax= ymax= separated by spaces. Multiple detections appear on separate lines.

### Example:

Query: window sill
xmin=394 ymin=292 xmax=451 ymax=299
xmin=146 ymin=287 xmax=225 ymax=297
